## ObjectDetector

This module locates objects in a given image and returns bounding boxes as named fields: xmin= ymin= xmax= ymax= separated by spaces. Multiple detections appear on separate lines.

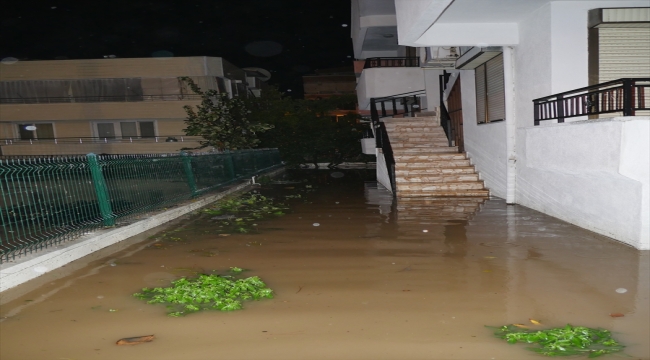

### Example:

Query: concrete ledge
xmin=0 ymin=166 xmax=285 ymax=293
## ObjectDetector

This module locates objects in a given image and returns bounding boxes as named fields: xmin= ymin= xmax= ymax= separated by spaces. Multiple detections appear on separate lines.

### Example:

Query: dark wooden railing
xmin=533 ymin=78 xmax=650 ymax=125
xmin=369 ymin=90 xmax=425 ymax=193
xmin=364 ymin=57 xmax=420 ymax=69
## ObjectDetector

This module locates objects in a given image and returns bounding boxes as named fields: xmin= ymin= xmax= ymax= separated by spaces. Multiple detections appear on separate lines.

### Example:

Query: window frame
xmin=92 ymin=120 xmax=157 ymax=139
xmin=475 ymin=53 xmax=506 ymax=124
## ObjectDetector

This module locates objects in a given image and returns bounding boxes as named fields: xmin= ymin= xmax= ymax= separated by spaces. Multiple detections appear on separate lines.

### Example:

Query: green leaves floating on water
xmin=133 ymin=272 xmax=273 ymax=317
xmin=487 ymin=324 xmax=625 ymax=358
xmin=204 ymin=194 xmax=288 ymax=234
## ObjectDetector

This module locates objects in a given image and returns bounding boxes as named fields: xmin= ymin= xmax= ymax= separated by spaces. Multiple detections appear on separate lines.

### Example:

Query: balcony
xmin=0 ymin=136 xmax=205 ymax=156
xmin=356 ymin=58 xmax=424 ymax=110
xmin=363 ymin=57 xmax=420 ymax=69
xmin=533 ymin=78 xmax=650 ymax=125
xmin=0 ymin=94 xmax=203 ymax=105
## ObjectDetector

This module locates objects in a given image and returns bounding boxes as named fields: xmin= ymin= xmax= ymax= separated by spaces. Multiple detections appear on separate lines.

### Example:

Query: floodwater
xmin=1 ymin=170 xmax=648 ymax=360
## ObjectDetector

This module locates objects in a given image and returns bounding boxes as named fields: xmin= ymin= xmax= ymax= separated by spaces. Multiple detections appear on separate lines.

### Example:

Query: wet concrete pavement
xmin=1 ymin=170 xmax=648 ymax=360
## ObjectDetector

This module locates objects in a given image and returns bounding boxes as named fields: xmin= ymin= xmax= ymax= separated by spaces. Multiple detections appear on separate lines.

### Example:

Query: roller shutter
xmin=599 ymin=27 xmax=650 ymax=82
xmin=486 ymin=54 xmax=506 ymax=121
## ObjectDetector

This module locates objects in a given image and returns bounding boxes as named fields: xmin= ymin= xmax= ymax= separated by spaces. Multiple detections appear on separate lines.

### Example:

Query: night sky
xmin=1 ymin=0 xmax=353 ymax=97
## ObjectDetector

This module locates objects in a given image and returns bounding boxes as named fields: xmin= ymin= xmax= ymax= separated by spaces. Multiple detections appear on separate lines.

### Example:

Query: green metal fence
xmin=0 ymin=149 xmax=282 ymax=262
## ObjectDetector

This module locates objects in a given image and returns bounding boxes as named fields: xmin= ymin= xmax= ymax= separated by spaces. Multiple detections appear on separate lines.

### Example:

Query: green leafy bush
xmin=134 ymin=271 xmax=273 ymax=317
xmin=488 ymin=324 xmax=625 ymax=358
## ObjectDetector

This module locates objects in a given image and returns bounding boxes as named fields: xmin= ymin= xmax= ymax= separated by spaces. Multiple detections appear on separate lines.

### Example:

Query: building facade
xmin=0 ymin=56 xmax=262 ymax=155
xmin=352 ymin=0 xmax=650 ymax=249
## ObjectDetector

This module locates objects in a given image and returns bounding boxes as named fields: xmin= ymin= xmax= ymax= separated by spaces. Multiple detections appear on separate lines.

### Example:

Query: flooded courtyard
xmin=1 ymin=169 xmax=648 ymax=360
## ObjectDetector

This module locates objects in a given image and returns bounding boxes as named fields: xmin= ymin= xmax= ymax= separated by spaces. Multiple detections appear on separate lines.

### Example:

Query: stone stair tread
xmin=397 ymin=161 xmax=472 ymax=168
xmin=397 ymin=189 xmax=490 ymax=197
xmin=393 ymin=148 xmax=459 ymax=153
xmin=396 ymin=175 xmax=480 ymax=183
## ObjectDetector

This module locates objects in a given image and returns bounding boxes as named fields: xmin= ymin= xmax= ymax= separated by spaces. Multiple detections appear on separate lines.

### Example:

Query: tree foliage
xmin=181 ymin=77 xmax=273 ymax=150
xmin=245 ymin=88 xmax=369 ymax=167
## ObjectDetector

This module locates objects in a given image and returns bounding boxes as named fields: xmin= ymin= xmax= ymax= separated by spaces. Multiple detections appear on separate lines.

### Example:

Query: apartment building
xmin=0 ymin=56 xmax=263 ymax=155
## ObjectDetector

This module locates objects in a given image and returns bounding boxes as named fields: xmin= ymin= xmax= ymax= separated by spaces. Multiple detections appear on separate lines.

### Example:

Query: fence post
xmin=224 ymin=151 xmax=236 ymax=180
xmin=86 ymin=153 xmax=114 ymax=226
xmin=180 ymin=152 xmax=198 ymax=197
xmin=556 ymin=94 xmax=565 ymax=123
xmin=622 ymin=79 xmax=634 ymax=116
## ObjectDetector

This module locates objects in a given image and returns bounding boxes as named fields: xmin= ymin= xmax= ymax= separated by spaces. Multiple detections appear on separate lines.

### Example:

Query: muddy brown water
xmin=1 ymin=170 xmax=648 ymax=360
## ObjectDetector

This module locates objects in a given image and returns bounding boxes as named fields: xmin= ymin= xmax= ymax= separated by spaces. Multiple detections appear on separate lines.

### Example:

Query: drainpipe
xmin=503 ymin=46 xmax=517 ymax=204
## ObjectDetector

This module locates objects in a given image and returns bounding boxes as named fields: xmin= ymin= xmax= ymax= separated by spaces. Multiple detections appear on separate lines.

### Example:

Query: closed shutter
xmin=475 ymin=64 xmax=486 ymax=123
xmin=486 ymin=54 xmax=505 ymax=121
xmin=599 ymin=27 xmax=650 ymax=82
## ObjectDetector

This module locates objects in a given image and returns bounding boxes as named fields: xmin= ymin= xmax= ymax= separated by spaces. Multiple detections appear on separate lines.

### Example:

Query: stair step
xmin=397 ymin=196 xmax=487 ymax=204
xmin=397 ymin=159 xmax=472 ymax=167
xmin=395 ymin=167 xmax=476 ymax=175
xmin=393 ymin=147 xmax=459 ymax=153
xmin=385 ymin=126 xmax=446 ymax=132
xmin=390 ymin=140 xmax=449 ymax=149
xmin=397 ymin=181 xmax=485 ymax=191
xmin=397 ymin=189 xmax=490 ymax=197
xmin=394 ymin=153 xmax=466 ymax=161
xmin=396 ymin=174 xmax=480 ymax=183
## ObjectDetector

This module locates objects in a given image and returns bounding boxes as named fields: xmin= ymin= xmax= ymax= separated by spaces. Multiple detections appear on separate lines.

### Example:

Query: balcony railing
xmin=0 ymin=94 xmax=203 ymax=104
xmin=2 ymin=135 xmax=203 ymax=146
xmin=533 ymin=78 xmax=650 ymax=125
xmin=364 ymin=57 xmax=420 ymax=69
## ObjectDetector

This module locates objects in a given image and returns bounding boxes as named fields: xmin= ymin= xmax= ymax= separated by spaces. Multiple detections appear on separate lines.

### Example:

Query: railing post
xmin=447 ymin=118 xmax=453 ymax=147
xmin=224 ymin=151 xmax=236 ymax=180
xmin=533 ymin=101 xmax=540 ymax=126
xmin=556 ymin=94 xmax=565 ymax=123
xmin=403 ymin=97 xmax=408 ymax=116
xmin=622 ymin=79 xmax=634 ymax=116
xmin=180 ymin=152 xmax=198 ymax=197
xmin=86 ymin=153 xmax=114 ymax=226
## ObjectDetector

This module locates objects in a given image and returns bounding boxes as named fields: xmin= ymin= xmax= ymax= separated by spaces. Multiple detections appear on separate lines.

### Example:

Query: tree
xmin=181 ymin=77 xmax=273 ymax=150
xmin=246 ymin=89 xmax=367 ymax=167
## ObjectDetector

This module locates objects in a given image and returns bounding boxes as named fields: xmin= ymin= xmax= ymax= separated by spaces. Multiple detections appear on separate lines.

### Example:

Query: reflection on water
xmin=1 ymin=170 xmax=648 ymax=360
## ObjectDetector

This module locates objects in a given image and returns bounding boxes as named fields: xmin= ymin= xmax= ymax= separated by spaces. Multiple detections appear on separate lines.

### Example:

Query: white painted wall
xmin=423 ymin=69 xmax=442 ymax=111
xmin=459 ymin=71 xmax=509 ymax=199
xmin=376 ymin=150 xmax=392 ymax=192
xmin=516 ymin=117 xmax=649 ymax=249
xmin=356 ymin=67 xmax=425 ymax=109
xmin=549 ymin=1 xmax=649 ymax=94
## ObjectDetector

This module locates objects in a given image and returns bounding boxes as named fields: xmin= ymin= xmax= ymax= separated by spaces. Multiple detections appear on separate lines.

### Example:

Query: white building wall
xmin=549 ymin=1 xmax=649 ymax=94
xmin=356 ymin=67 xmax=425 ymax=109
xmin=459 ymin=71 xmax=508 ymax=199
xmin=516 ymin=118 xmax=649 ymax=250
xmin=423 ymin=69 xmax=442 ymax=111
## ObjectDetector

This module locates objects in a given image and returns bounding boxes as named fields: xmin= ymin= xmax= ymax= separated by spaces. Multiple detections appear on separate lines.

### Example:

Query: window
xmin=475 ymin=54 xmax=505 ymax=124
xmin=94 ymin=121 xmax=156 ymax=139
xmin=17 ymin=123 xmax=55 ymax=140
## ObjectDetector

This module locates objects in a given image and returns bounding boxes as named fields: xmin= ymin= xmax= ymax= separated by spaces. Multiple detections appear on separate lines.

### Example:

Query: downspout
xmin=503 ymin=46 xmax=517 ymax=204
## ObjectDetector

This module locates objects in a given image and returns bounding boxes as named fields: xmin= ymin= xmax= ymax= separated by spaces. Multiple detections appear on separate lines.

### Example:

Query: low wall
xmin=376 ymin=149 xmax=392 ymax=192
xmin=517 ymin=117 xmax=649 ymax=249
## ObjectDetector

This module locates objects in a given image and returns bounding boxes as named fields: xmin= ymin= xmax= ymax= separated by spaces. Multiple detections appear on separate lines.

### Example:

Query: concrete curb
xmin=0 ymin=166 xmax=285 ymax=293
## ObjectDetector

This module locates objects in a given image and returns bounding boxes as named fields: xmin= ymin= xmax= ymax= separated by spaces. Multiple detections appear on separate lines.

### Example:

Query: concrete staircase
xmin=384 ymin=116 xmax=489 ymax=198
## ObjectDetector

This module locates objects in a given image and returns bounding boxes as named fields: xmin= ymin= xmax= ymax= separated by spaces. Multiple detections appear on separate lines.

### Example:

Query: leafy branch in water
xmin=204 ymin=193 xmax=288 ymax=234
xmin=133 ymin=270 xmax=273 ymax=317
xmin=487 ymin=324 xmax=625 ymax=358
